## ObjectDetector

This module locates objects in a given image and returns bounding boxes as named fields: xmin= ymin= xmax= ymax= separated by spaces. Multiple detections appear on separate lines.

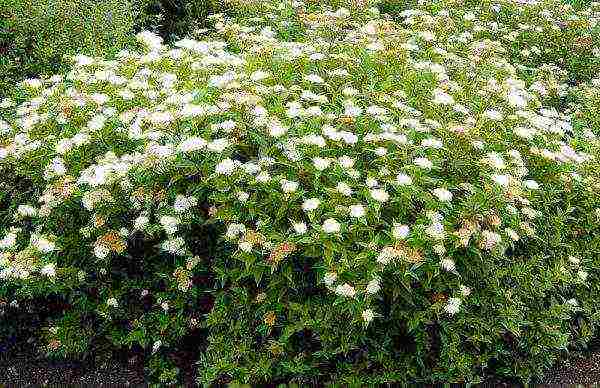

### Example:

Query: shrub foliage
xmin=0 ymin=0 xmax=599 ymax=384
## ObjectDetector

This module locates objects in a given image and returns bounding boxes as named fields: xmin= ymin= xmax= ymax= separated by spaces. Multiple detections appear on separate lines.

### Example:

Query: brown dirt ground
xmin=1 ymin=352 xmax=600 ymax=387
xmin=541 ymin=352 xmax=600 ymax=386
xmin=0 ymin=357 xmax=147 ymax=387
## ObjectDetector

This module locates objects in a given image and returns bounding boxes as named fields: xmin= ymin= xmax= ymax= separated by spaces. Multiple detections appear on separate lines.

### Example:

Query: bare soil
xmin=0 ymin=349 xmax=204 ymax=387
xmin=541 ymin=352 xmax=600 ymax=386
xmin=1 ymin=346 xmax=600 ymax=386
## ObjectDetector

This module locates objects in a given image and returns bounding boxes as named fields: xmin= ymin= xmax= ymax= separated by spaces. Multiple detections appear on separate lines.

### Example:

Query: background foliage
xmin=0 ymin=0 xmax=218 ymax=99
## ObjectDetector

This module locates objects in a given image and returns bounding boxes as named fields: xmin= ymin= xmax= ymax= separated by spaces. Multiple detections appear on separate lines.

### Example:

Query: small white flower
xmin=324 ymin=272 xmax=337 ymax=286
xmin=568 ymin=256 xmax=580 ymax=265
xmin=440 ymin=258 xmax=456 ymax=272
xmin=349 ymin=204 xmax=366 ymax=218
xmin=292 ymin=222 xmax=307 ymax=234
xmin=335 ymin=283 xmax=356 ymax=298
xmin=566 ymin=298 xmax=578 ymax=307
xmin=507 ymin=90 xmax=527 ymax=108
xmin=134 ymin=216 xmax=149 ymax=231
xmin=366 ymin=178 xmax=378 ymax=188
xmin=152 ymin=340 xmax=162 ymax=354
xmin=160 ymin=216 xmax=179 ymax=235
xmin=40 ymin=263 xmax=56 ymax=277
xmin=313 ymin=157 xmax=331 ymax=171
xmin=523 ymin=180 xmax=539 ymax=190
xmin=432 ymin=89 xmax=454 ymax=105
xmin=370 ymin=189 xmax=389 ymax=203
xmin=55 ymin=139 xmax=73 ymax=154
xmin=225 ymin=223 xmax=246 ymax=239
xmin=34 ymin=236 xmax=56 ymax=253
xmin=268 ymin=122 xmax=287 ymax=137
xmin=302 ymin=198 xmax=320 ymax=212
xmin=426 ymin=222 xmax=446 ymax=240
xmin=237 ymin=191 xmax=249 ymax=202
xmin=179 ymin=137 xmax=207 ymax=152
xmin=347 ymin=169 xmax=360 ymax=179
xmin=414 ymin=157 xmax=433 ymax=169
xmin=91 ymin=93 xmax=109 ymax=106
xmin=0 ymin=231 xmax=18 ymax=249
xmin=433 ymin=244 xmax=446 ymax=255
xmin=136 ymin=31 xmax=163 ymax=50
xmin=74 ymin=54 xmax=94 ymax=66
xmin=505 ymin=228 xmax=520 ymax=241
xmin=256 ymin=171 xmax=271 ymax=183
xmin=492 ymin=174 xmax=510 ymax=187
xmin=433 ymin=188 xmax=453 ymax=202
xmin=281 ymin=179 xmax=299 ymax=193
xmin=374 ymin=147 xmax=387 ymax=156
xmin=239 ymin=241 xmax=253 ymax=253
xmin=366 ymin=278 xmax=381 ymax=294
xmin=107 ymin=297 xmax=119 ymax=308
xmin=338 ymin=156 xmax=355 ymax=168
xmin=481 ymin=230 xmax=502 ymax=250
xmin=94 ymin=245 xmax=110 ymax=259
xmin=362 ymin=308 xmax=375 ymax=323
xmin=322 ymin=218 xmax=341 ymax=233
xmin=305 ymin=74 xmax=325 ymax=84
xmin=444 ymin=297 xmax=461 ymax=315
xmin=460 ymin=285 xmax=471 ymax=297
xmin=215 ymin=158 xmax=236 ymax=175
xmin=17 ymin=205 xmax=37 ymax=218
xmin=207 ymin=138 xmax=229 ymax=152
xmin=392 ymin=224 xmax=410 ymax=239
xmin=342 ymin=87 xmax=358 ymax=97
xmin=250 ymin=70 xmax=270 ymax=82
xmin=337 ymin=182 xmax=353 ymax=196
xmin=396 ymin=173 xmax=413 ymax=185
xmin=161 ymin=237 xmax=186 ymax=255
xmin=174 ymin=195 xmax=197 ymax=213
xmin=483 ymin=109 xmax=504 ymax=121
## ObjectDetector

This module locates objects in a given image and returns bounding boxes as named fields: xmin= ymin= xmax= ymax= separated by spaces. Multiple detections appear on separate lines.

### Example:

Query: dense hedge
xmin=0 ymin=0 xmax=599 ymax=385
xmin=0 ymin=0 xmax=148 ymax=98
xmin=0 ymin=0 xmax=218 ymax=99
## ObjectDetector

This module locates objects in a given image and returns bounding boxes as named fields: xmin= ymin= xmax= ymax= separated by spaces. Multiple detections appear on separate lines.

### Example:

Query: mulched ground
xmin=1 ymin=348 xmax=600 ymax=386
xmin=0 ymin=358 xmax=146 ymax=386
xmin=542 ymin=352 xmax=600 ymax=386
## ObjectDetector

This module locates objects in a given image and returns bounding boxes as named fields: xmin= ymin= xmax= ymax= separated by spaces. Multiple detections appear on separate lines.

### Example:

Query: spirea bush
xmin=0 ymin=0 xmax=599 ymax=384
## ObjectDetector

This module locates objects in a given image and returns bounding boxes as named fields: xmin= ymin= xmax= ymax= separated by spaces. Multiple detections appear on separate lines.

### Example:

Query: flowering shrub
xmin=0 ymin=0 xmax=599 ymax=384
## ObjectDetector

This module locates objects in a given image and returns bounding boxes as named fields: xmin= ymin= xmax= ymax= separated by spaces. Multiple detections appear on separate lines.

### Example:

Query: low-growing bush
xmin=0 ymin=0 xmax=599 ymax=384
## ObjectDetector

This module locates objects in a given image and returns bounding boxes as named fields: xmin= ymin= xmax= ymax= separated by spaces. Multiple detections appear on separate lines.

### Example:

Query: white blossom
xmin=335 ymin=283 xmax=356 ymax=298
xmin=322 ymin=218 xmax=341 ymax=233
xmin=349 ymin=204 xmax=366 ymax=218
xmin=302 ymin=198 xmax=320 ymax=212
